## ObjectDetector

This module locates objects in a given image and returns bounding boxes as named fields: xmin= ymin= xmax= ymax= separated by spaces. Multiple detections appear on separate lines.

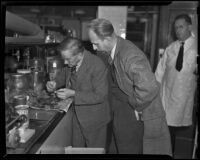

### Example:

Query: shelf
xmin=5 ymin=37 xmax=45 ymax=45
xmin=5 ymin=37 xmax=59 ymax=47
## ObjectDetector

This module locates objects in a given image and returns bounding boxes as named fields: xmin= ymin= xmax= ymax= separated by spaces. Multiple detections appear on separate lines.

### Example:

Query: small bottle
xmin=16 ymin=50 xmax=20 ymax=62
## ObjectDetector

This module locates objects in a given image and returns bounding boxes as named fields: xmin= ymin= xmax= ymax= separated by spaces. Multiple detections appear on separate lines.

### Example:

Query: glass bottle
xmin=8 ymin=73 xmax=28 ymax=102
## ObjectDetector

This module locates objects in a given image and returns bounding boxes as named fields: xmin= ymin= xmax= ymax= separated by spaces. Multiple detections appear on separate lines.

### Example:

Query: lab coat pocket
xmin=143 ymin=117 xmax=164 ymax=139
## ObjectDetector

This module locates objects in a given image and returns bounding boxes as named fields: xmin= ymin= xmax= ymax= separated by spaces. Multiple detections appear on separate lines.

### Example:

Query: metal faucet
xmin=12 ymin=49 xmax=20 ymax=62
xmin=23 ymin=48 xmax=30 ymax=69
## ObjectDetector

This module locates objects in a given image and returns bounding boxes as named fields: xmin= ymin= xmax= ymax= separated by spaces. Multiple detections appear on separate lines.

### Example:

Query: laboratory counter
xmin=6 ymin=106 xmax=73 ymax=154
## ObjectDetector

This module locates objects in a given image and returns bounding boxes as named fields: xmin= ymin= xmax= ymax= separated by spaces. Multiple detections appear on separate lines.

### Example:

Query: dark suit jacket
xmin=112 ymin=36 xmax=171 ymax=155
xmin=55 ymin=50 xmax=111 ymax=131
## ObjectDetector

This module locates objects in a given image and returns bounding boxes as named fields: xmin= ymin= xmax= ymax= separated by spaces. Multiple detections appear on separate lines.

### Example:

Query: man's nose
xmin=64 ymin=60 xmax=68 ymax=64
xmin=176 ymin=27 xmax=181 ymax=33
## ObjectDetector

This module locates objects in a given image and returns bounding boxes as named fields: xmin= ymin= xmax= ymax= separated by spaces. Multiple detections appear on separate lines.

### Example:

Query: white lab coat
xmin=155 ymin=36 xmax=197 ymax=126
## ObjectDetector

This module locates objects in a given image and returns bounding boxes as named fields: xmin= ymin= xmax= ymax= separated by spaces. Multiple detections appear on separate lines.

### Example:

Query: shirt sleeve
xmin=155 ymin=47 xmax=168 ymax=83
xmin=125 ymin=52 xmax=160 ymax=111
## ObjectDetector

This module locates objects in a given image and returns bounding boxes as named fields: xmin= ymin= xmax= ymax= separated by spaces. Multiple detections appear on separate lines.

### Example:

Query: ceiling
xmin=6 ymin=6 xmax=98 ymax=18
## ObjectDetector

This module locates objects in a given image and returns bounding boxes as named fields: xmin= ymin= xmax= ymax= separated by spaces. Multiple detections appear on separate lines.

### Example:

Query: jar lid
xmin=15 ymin=105 xmax=29 ymax=110
xmin=14 ymin=95 xmax=26 ymax=100
xmin=10 ymin=73 xmax=24 ymax=77
xmin=17 ymin=69 xmax=31 ymax=74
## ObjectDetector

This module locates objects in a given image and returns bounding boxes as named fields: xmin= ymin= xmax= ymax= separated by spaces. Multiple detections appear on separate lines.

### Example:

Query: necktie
xmin=71 ymin=66 xmax=77 ymax=74
xmin=175 ymin=42 xmax=184 ymax=72
xmin=108 ymin=56 xmax=113 ymax=65
xmin=108 ymin=51 xmax=114 ymax=65
xmin=70 ymin=66 xmax=77 ymax=90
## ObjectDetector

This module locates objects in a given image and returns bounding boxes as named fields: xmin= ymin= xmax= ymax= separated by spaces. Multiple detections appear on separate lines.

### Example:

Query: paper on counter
xmin=54 ymin=98 xmax=73 ymax=113
xmin=19 ymin=128 xmax=35 ymax=143
xmin=65 ymin=146 xmax=105 ymax=154
xmin=29 ymin=98 xmax=73 ymax=113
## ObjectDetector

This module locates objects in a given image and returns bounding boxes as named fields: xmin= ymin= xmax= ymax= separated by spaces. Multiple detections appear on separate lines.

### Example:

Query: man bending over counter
xmin=46 ymin=37 xmax=111 ymax=151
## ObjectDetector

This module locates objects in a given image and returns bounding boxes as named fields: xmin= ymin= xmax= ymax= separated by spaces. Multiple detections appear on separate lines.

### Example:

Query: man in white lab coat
xmin=155 ymin=14 xmax=197 ymax=156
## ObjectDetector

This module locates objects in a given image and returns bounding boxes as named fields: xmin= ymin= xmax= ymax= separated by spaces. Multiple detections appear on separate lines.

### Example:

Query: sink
xmin=29 ymin=119 xmax=49 ymax=128
xmin=6 ymin=107 xmax=63 ymax=154
xmin=29 ymin=108 xmax=57 ymax=121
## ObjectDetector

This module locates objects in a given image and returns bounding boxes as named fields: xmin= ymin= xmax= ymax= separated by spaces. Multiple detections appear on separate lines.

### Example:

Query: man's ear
xmin=188 ymin=24 xmax=192 ymax=32
xmin=104 ymin=36 xmax=111 ymax=43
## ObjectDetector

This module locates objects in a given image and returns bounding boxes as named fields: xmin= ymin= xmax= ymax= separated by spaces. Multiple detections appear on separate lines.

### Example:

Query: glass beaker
xmin=8 ymin=73 xmax=29 ymax=100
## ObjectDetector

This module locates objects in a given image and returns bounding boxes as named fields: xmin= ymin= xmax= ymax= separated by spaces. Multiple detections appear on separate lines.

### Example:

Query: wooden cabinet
xmin=35 ymin=109 xmax=73 ymax=154
xmin=126 ymin=6 xmax=159 ymax=69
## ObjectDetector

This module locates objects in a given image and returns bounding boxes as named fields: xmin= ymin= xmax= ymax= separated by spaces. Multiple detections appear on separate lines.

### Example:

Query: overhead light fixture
xmin=30 ymin=7 xmax=40 ymax=13
xmin=74 ymin=9 xmax=85 ymax=15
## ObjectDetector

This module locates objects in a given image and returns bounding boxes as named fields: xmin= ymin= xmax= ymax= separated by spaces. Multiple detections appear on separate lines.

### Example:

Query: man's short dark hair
xmin=57 ymin=37 xmax=84 ymax=56
xmin=174 ymin=14 xmax=192 ymax=25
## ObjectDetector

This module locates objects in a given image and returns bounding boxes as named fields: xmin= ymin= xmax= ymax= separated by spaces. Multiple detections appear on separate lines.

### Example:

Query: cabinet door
xmin=126 ymin=11 xmax=159 ymax=68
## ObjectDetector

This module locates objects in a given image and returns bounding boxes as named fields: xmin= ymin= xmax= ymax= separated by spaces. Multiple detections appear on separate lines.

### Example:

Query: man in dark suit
xmin=88 ymin=18 xmax=171 ymax=155
xmin=46 ymin=37 xmax=110 ymax=150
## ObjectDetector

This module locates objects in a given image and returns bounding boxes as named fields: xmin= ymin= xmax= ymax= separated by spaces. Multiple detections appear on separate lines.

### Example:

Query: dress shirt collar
xmin=177 ymin=36 xmax=196 ymax=53
xmin=110 ymin=42 xmax=117 ymax=60
xmin=178 ymin=36 xmax=193 ymax=46
xmin=75 ymin=53 xmax=84 ymax=72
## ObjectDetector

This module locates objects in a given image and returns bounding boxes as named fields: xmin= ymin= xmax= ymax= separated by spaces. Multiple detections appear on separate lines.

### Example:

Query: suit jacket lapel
xmin=113 ymin=36 xmax=121 ymax=64
xmin=76 ymin=50 xmax=89 ymax=86
xmin=112 ymin=37 xmax=125 ymax=91
xmin=65 ymin=67 xmax=71 ymax=88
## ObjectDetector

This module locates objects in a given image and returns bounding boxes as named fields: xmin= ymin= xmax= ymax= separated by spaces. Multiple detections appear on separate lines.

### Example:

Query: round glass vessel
xmin=8 ymin=73 xmax=29 ymax=100
xmin=29 ymin=58 xmax=45 ymax=71
xmin=32 ymin=70 xmax=46 ymax=94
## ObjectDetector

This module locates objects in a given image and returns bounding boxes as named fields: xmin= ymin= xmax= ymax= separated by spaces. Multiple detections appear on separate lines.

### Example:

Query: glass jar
xmin=8 ymin=73 xmax=29 ymax=99
xmin=32 ymin=70 xmax=46 ymax=94
xmin=48 ymin=57 xmax=64 ymax=72
xmin=47 ymin=57 xmax=64 ymax=81
xmin=17 ymin=69 xmax=33 ymax=90
xmin=29 ymin=58 xmax=45 ymax=72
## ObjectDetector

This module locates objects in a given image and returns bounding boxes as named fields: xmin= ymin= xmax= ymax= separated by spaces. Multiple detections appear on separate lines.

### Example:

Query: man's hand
xmin=46 ymin=81 xmax=56 ymax=92
xmin=55 ymin=88 xmax=75 ymax=100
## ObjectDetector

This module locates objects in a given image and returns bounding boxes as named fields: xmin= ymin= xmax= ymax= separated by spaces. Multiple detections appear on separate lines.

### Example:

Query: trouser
xmin=110 ymin=95 xmax=144 ymax=154
xmin=168 ymin=125 xmax=190 ymax=155
xmin=72 ymin=108 xmax=108 ymax=150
